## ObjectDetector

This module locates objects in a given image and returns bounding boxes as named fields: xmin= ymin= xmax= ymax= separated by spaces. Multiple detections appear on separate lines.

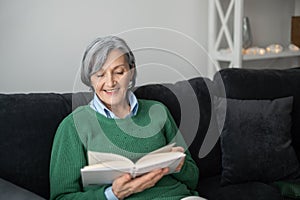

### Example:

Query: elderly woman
xmin=50 ymin=36 xmax=200 ymax=199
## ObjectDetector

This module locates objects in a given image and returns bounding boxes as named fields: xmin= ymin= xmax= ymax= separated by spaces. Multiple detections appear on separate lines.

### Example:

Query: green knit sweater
xmin=50 ymin=99 xmax=199 ymax=200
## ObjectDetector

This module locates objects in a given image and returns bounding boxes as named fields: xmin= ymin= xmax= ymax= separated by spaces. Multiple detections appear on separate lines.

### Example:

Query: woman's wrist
xmin=104 ymin=186 xmax=119 ymax=200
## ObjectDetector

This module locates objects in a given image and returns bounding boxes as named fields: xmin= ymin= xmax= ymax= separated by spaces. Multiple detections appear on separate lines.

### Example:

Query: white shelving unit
xmin=208 ymin=0 xmax=300 ymax=74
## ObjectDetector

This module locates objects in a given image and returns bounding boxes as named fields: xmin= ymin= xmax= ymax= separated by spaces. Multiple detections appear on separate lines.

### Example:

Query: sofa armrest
xmin=0 ymin=178 xmax=45 ymax=200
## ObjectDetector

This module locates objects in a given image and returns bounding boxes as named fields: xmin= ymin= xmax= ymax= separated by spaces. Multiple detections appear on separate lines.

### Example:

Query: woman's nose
xmin=106 ymin=73 xmax=116 ymax=86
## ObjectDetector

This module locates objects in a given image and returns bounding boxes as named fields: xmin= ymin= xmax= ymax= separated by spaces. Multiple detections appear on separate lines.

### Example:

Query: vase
xmin=242 ymin=16 xmax=253 ymax=49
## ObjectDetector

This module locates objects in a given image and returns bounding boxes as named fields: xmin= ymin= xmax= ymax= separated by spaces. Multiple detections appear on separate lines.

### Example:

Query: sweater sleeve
xmin=49 ymin=116 xmax=109 ymax=200
xmin=163 ymin=106 xmax=199 ymax=190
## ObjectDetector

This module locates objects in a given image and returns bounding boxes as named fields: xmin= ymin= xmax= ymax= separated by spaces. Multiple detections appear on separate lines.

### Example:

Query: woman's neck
xmin=110 ymin=102 xmax=131 ymax=119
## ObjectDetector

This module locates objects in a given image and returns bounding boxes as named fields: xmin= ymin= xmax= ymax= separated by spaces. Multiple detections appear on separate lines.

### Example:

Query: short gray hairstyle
xmin=81 ymin=36 xmax=136 ymax=89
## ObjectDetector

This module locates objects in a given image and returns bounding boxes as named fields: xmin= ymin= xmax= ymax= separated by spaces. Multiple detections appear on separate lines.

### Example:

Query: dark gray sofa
xmin=1 ymin=67 xmax=300 ymax=200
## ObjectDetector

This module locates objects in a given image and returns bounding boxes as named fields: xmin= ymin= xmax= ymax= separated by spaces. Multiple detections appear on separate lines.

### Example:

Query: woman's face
xmin=90 ymin=49 xmax=134 ymax=110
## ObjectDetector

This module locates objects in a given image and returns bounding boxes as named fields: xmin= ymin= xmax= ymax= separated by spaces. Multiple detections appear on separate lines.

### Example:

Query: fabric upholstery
xmin=134 ymin=78 xmax=221 ymax=179
xmin=214 ymin=96 xmax=300 ymax=185
xmin=0 ymin=93 xmax=71 ymax=198
xmin=213 ymin=68 xmax=300 ymax=162
xmin=198 ymin=176 xmax=282 ymax=200
xmin=0 ymin=178 xmax=45 ymax=200
xmin=215 ymin=182 xmax=282 ymax=200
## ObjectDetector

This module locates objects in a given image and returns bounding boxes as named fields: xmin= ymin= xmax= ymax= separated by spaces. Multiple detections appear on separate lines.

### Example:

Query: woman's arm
xmin=49 ymin=116 xmax=108 ymax=200
xmin=163 ymin=106 xmax=200 ymax=190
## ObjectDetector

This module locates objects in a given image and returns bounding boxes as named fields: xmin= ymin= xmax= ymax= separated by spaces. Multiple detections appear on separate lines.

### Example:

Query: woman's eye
xmin=115 ymin=71 xmax=124 ymax=75
xmin=96 ymin=74 xmax=104 ymax=78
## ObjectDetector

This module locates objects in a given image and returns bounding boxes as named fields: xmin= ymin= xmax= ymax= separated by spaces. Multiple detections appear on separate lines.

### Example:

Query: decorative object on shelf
xmin=289 ymin=44 xmax=300 ymax=52
xmin=242 ymin=16 xmax=253 ymax=49
xmin=291 ymin=16 xmax=300 ymax=47
xmin=209 ymin=0 xmax=300 ymax=69
xmin=266 ymin=44 xmax=283 ymax=54
xmin=244 ymin=47 xmax=266 ymax=55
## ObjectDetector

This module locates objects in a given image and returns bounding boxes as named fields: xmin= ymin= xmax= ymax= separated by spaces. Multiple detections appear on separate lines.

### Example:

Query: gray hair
xmin=81 ymin=36 xmax=136 ymax=89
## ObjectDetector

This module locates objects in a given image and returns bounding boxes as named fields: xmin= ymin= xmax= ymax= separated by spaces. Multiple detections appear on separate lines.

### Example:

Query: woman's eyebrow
xmin=98 ymin=64 xmax=128 ymax=74
xmin=113 ymin=64 xmax=127 ymax=68
xmin=112 ymin=64 xmax=128 ymax=70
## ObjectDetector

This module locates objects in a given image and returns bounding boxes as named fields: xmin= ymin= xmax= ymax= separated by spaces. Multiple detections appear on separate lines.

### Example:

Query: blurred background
xmin=0 ymin=0 xmax=298 ymax=93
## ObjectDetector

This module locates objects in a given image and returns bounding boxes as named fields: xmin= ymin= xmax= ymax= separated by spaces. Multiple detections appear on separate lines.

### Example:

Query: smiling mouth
xmin=103 ymin=88 xmax=119 ymax=93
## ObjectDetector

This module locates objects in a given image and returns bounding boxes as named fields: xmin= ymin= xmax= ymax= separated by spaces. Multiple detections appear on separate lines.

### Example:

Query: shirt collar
xmin=89 ymin=91 xmax=139 ymax=119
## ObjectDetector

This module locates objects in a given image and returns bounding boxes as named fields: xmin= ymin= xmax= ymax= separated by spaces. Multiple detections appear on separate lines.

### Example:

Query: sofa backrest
xmin=213 ymin=67 xmax=300 ymax=162
xmin=11 ymin=67 xmax=300 ymax=198
xmin=4 ymin=68 xmax=300 ymax=199
xmin=134 ymin=77 xmax=222 ymax=179
xmin=0 ymin=93 xmax=72 ymax=199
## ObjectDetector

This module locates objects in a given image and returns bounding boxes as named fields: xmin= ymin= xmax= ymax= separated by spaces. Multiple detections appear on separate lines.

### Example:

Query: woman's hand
xmin=171 ymin=146 xmax=185 ymax=172
xmin=112 ymin=168 xmax=169 ymax=199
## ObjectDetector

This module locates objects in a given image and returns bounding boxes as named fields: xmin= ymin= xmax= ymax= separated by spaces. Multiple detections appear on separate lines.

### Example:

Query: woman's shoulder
xmin=137 ymin=99 xmax=166 ymax=107
xmin=137 ymin=99 xmax=170 ymax=114
xmin=59 ymin=105 xmax=93 ymax=126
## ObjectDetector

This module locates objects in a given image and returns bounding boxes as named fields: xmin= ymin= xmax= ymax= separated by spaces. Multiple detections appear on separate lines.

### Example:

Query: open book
xmin=81 ymin=143 xmax=185 ymax=187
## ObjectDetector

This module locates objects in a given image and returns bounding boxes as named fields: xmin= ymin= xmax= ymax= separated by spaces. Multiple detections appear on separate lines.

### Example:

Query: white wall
xmin=0 ymin=0 xmax=209 ymax=93
xmin=1 ymin=0 xmax=298 ymax=93
xmin=295 ymin=0 xmax=300 ymax=15
xmin=244 ymin=0 xmax=295 ymax=47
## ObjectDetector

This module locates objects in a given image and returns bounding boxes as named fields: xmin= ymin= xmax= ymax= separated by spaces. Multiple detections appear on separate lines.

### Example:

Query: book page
xmin=88 ymin=151 xmax=133 ymax=165
xmin=82 ymin=160 xmax=134 ymax=171
xmin=88 ymin=143 xmax=176 ymax=165
xmin=81 ymin=143 xmax=183 ymax=186
xmin=134 ymin=152 xmax=185 ymax=177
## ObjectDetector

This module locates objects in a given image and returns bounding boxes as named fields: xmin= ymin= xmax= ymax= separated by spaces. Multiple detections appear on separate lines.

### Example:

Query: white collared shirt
xmin=89 ymin=91 xmax=139 ymax=119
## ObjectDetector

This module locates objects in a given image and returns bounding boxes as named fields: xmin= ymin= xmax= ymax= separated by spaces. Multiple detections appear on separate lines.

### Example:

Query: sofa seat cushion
xmin=198 ymin=176 xmax=282 ymax=200
xmin=215 ymin=182 xmax=282 ymax=200
xmin=0 ymin=178 xmax=45 ymax=200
